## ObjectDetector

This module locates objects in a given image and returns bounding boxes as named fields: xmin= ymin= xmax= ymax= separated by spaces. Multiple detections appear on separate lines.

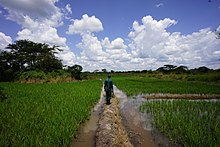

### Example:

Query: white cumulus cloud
xmin=102 ymin=37 xmax=130 ymax=61
xmin=128 ymin=16 xmax=177 ymax=59
xmin=77 ymin=33 xmax=107 ymax=61
xmin=0 ymin=32 xmax=12 ymax=51
xmin=67 ymin=14 xmax=103 ymax=34
xmin=128 ymin=15 xmax=220 ymax=69
xmin=68 ymin=14 xmax=220 ymax=71
xmin=0 ymin=0 xmax=62 ymax=27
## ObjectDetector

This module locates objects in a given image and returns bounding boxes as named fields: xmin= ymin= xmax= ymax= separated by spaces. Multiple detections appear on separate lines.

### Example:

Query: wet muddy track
xmin=72 ymin=86 xmax=160 ymax=147
xmin=95 ymin=89 xmax=132 ymax=147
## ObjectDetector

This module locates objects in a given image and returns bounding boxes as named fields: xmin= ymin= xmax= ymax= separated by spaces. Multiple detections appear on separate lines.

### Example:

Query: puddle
xmin=114 ymin=86 xmax=157 ymax=147
xmin=71 ymin=89 xmax=104 ymax=147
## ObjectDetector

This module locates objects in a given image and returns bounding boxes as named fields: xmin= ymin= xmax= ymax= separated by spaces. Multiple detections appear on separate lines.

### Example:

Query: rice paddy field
xmin=0 ymin=80 xmax=102 ymax=146
xmin=113 ymin=74 xmax=220 ymax=147
xmin=1 ymin=72 xmax=220 ymax=146
xmin=140 ymin=100 xmax=220 ymax=146
xmin=113 ymin=74 xmax=220 ymax=96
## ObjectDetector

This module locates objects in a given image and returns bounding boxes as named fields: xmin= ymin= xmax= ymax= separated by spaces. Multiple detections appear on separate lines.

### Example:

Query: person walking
xmin=104 ymin=75 xmax=113 ymax=105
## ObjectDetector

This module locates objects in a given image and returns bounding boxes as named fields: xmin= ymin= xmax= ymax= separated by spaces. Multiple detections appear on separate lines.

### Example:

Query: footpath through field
xmin=72 ymin=86 xmax=157 ymax=147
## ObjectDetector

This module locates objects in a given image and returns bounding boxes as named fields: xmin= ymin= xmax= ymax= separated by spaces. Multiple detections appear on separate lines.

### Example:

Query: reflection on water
xmin=114 ymin=86 xmax=156 ymax=147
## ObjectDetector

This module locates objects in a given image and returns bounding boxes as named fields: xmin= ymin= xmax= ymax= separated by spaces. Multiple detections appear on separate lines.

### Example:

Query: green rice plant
xmin=114 ymin=75 xmax=220 ymax=96
xmin=141 ymin=100 xmax=220 ymax=147
xmin=0 ymin=80 xmax=102 ymax=146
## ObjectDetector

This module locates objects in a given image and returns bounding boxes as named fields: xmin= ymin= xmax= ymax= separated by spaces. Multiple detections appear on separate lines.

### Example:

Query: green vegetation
xmin=0 ymin=40 xmax=63 ymax=81
xmin=113 ymin=74 xmax=220 ymax=96
xmin=17 ymin=70 xmax=73 ymax=83
xmin=0 ymin=80 xmax=102 ymax=146
xmin=113 ymin=73 xmax=220 ymax=146
xmin=66 ymin=64 xmax=83 ymax=80
xmin=148 ymin=71 xmax=220 ymax=83
xmin=0 ymin=40 xmax=84 ymax=82
xmin=140 ymin=100 xmax=220 ymax=147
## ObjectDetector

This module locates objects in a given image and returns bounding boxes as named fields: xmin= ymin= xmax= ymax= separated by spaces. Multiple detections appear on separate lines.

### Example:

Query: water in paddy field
xmin=114 ymin=86 xmax=157 ymax=147
xmin=71 ymin=89 xmax=104 ymax=147
xmin=72 ymin=85 xmax=220 ymax=146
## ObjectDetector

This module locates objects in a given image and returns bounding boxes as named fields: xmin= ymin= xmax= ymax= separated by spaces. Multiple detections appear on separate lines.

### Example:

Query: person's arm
xmin=110 ymin=81 xmax=113 ymax=91
xmin=104 ymin=80 xmax=107 ymax=91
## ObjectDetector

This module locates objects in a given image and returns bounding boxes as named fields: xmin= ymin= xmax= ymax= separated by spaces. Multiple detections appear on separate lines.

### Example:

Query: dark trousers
xmin=105 ymin=90 xmax=111 ymax=103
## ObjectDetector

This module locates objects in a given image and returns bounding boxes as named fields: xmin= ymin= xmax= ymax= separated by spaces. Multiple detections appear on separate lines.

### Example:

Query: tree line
xmin=0 ymin=40 xmax=82 ymax=82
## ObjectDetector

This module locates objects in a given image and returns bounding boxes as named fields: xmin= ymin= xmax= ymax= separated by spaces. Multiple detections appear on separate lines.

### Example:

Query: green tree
xmin=175 ymin=65 xmax=188 ymax=74
xmin=0 ymin=51 xmax=17 ymax=81
xmin=157 ymin=64 xmax=177 ymax=73
xmin=0 ymin=40 xmax=63 ymax=81
xmin=196 ymin=66 xmax=210 ymax=73
xmin=102 ymin=69 xmax=107 ymax=73
xmin=68 ymin=64 xmax=83 ymax=80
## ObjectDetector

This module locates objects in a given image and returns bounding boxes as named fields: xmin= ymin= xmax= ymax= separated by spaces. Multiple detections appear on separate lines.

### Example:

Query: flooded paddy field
xmin=72 ymin=85 xmax=220 ymax=147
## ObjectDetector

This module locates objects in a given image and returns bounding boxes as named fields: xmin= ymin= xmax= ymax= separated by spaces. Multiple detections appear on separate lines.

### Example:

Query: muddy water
xmin=71 ymin=89 xmax=104 ymax=147
xmin=114 ymin=86 xmax=157 ymax=147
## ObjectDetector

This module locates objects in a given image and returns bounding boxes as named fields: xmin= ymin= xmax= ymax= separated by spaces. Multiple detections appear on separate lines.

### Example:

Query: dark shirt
xmin=104 ymin=78 xmax=113 ymax=92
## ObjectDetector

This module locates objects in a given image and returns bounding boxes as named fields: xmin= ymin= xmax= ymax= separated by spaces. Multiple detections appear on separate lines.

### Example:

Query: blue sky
xmin=0 ymin=0 xmax=220 ymax=71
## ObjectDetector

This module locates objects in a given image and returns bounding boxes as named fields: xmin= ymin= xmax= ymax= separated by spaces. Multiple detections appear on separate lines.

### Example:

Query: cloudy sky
xmin=0 ymin=0 xmax=220 ymax=71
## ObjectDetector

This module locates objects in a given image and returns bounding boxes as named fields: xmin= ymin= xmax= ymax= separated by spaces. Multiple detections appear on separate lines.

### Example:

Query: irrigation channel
xmin=72 ymin=86 xmax=219 ymax=146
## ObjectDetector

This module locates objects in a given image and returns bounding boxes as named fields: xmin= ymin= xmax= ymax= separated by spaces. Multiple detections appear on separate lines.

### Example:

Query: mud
xmin=95 ymin=89 xmax=132 ymax=147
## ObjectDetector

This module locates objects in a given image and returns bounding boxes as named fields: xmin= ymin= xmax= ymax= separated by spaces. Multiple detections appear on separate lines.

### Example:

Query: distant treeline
xmin=95 ymin=65 xmax=219 ymax=74
xmin=0 ymin=40 xmax=219 ymax=82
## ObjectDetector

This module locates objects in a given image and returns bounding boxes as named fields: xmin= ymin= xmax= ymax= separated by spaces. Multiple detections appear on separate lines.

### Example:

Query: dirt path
xmin=95 ymin=90 xmax=133 ymax=147
xmin=72 ymin=86 xmax=158 ymax=147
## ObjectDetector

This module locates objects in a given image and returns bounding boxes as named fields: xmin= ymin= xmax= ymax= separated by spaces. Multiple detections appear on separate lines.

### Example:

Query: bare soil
xmin=95 ymin=95 xmax=133 ymax=147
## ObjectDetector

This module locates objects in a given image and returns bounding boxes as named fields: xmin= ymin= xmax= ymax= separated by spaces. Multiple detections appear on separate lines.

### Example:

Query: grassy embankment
xmin=113 ymin=73 xmax=220 ymax=147
xmin=0 ymin=80 xmax=102 ymax=146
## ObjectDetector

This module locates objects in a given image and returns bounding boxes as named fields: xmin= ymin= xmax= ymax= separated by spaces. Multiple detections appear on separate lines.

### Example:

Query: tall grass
xmin=140 ymin=100 xmax=220 ymax=147
xmin=0 ymin=80 xmax=102 ymax=146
